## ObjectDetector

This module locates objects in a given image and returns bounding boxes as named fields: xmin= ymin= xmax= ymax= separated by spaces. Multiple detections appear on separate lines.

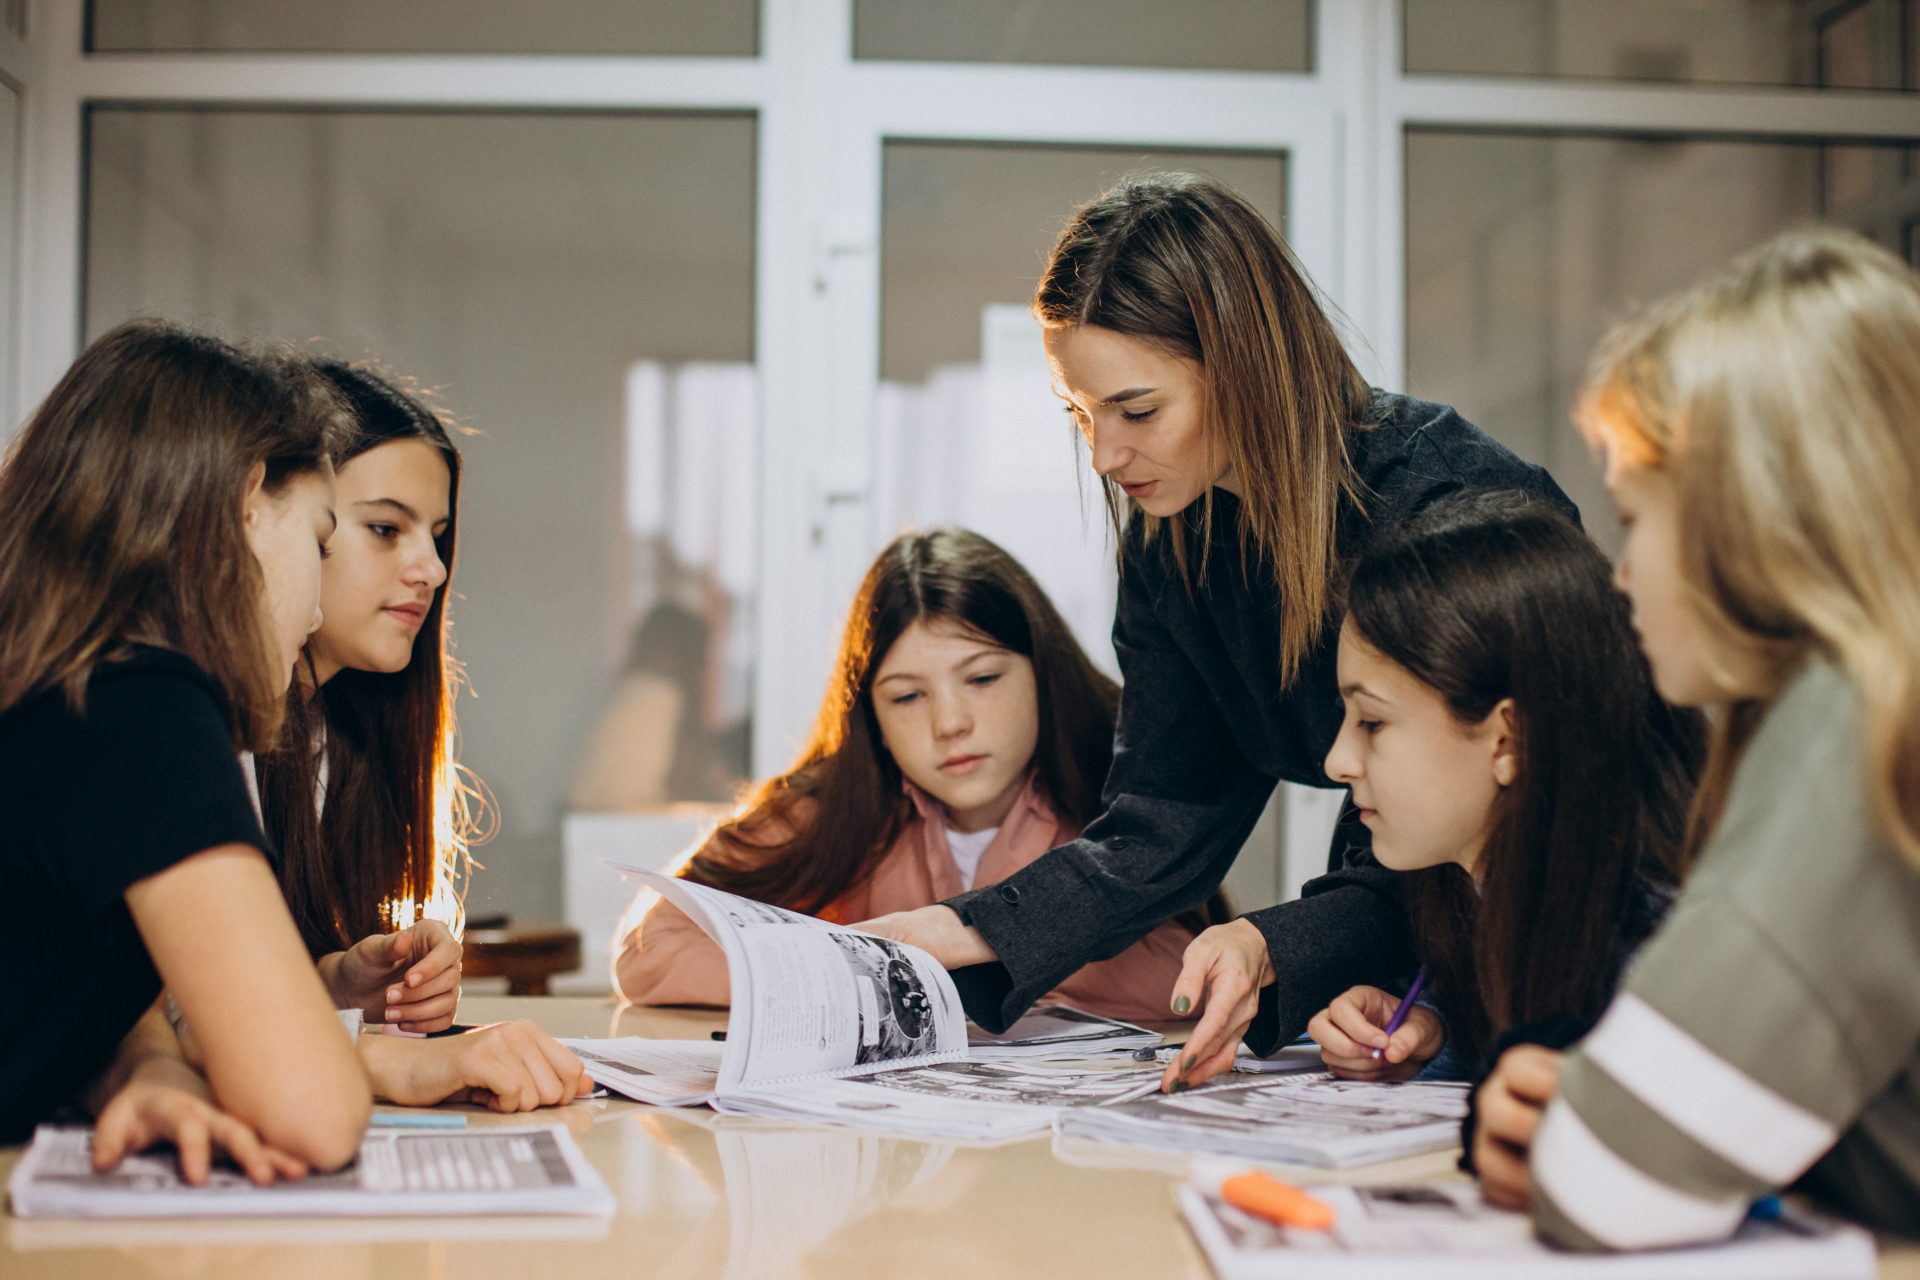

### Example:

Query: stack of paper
xmin=1179 ymin=1177 xmax=1876 ymax=1279
xmin=1057 ymin=1072 xmax=1470 ymax=1168
xmin=966 ymin=1005 xmax=1159 ymax=1061
xmin=6 ymin=1125 xmax=615 ymax=1218
xmin=715 ymin=1057 xmax=1169 ymax=1141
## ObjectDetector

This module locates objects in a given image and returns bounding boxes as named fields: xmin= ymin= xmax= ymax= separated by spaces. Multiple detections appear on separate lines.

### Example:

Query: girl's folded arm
xmin=126 ymin=844 xmax=371 ymax=1170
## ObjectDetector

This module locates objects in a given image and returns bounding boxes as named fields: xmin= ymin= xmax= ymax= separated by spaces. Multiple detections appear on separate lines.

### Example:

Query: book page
xmin=7 ymin=1126 xmax=614 ymax=1219
xmin=1178 ymin=1180 xmax=1877 ymax=1279
xmin=718 ymin=1057 xmax=1169 ymax=1141
xmin=1062 ymin=1073 xmax=1469 ymax=1168
xmin=558 ymin=1037 xmax=724 ymax=1106
xmin=610 ymin=865 xmax=967 ymax=1091
xmin=966 ymin=1004 xmax=1158 ymax=1060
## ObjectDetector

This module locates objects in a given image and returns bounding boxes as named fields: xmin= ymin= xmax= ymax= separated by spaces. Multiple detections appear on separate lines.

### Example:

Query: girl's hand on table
xmin=1473 ymin=1044 xmax=1564 ymax=1211
xmin=1160 ymin=919 xmax=1275 ymax=1092
xmin=93 ymin=1056 xmax=310 ymax=1186
xmin=361 ymin=1019 xmax=592 ymax=1112
xmin=1307 ymin=984 xmax=1445 ymax=1082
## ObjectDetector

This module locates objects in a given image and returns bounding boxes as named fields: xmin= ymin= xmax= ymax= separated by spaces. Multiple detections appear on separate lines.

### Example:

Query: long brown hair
xmin=0 ymin=320 xmax=346 ymax=745
xmin=257 ymin=361 xmax=472 ymax=954
xmin=1578 ymin=227 xmax=1920 ymax=872
xmin=687 ymin=528 xmax=1121 ymax=916
xmin=1033 ymin=171 xmax=1374 ymax=686
xmin=1343 ymin=496 xmax=1703 ymax=1065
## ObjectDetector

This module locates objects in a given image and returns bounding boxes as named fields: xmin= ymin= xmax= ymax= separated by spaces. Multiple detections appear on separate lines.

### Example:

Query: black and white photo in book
xmin=840 ymin=1059 xmax=1162 ymax=1107
xmin=1058 ymin=1073 xmax=1471 ymax=1168
xmin=828 ymin=931 xmax=939 ymax=1063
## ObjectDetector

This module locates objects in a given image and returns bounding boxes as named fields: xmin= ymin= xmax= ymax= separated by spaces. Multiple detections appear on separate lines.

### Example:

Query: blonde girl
xmin=1474 ymin=228 xmax=1920 ymax=1248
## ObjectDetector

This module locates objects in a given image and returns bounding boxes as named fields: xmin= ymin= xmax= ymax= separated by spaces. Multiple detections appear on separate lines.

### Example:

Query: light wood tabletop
xmin=3 ymin=996 xmax=1915 ymax=1279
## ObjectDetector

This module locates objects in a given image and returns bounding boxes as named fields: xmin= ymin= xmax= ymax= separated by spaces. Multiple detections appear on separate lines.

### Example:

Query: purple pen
xmin=1371 ymin=966 xmax=1428 ymax=1061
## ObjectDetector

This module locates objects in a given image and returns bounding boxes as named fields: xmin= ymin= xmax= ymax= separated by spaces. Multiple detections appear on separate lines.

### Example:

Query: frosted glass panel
xmin=86 ymin=109 xmax=758 ymax=923
xmin=89 ymin=0 xmax=755 ymax=55
xmin=1405 ymin=129 xmax=1920 ymax=550
xmin=856 ymin=0 xmax=1310 ymax=71
xmin=1406 ymin=0 xmax=1918 ymax=91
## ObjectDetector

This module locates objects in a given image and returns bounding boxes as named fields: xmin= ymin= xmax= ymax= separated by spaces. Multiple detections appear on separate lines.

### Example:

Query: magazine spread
xmin=6 ymin=1125 xmax=615 ymax=1220
xmin=1058 ymin=1072 xmax=1471 ymax=1168
xmin=568 ymin=870 xmax=1168 ymax=1114
xmin=570 ymin=866 xmax=969 ymax=1104
xmin=1178 ymin=1177 xmax=1877 ymax=1279
xmin=715 ymin=1056 xmax=1172 ymax=1141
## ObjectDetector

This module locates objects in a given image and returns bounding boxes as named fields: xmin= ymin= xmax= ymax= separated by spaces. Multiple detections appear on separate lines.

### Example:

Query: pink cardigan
xmin=613 ymin=775 xmax=1196 ymax=1024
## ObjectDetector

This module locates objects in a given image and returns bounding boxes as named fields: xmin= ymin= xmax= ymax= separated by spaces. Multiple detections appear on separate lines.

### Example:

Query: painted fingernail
xmin=1172 ymin=995 xmax=1191 ymax=1014
xmin=1170 ymin=1080 xmax=1190 ymax=1093
xmin=1182 ymin=1056 xmax=1197 ymax=1073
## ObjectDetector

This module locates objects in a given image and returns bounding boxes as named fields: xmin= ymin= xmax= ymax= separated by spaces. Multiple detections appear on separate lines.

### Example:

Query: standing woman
xmin=866 ymin=172 xmax=1573 ymax=1066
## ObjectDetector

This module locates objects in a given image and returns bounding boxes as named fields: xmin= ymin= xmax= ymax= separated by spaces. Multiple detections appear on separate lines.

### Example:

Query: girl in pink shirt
xmin=614 ymin=527 xmax=1220 ymax=1023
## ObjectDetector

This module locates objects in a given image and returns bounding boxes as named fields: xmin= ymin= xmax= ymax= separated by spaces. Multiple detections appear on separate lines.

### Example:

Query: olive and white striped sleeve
xmin=1530 ymin=661 xmax=1920 ymax=1251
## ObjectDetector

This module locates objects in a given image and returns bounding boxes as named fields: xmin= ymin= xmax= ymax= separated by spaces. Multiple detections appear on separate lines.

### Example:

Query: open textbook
xmin=1058 ymin=1072 xmax=1470 ymax=1168
xmin=6 ymin=1125 xmax=615 ymax=1219
xmin=566 ymin=868 xmax=1159 ymax=1115
xmin=1178 ymin=1176 xmax=1877 ymax=1279
xmin=567 ymin=866 xmax=969 ymax=1106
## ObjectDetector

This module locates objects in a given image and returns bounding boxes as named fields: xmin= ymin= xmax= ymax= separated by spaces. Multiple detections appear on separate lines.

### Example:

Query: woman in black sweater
xmin=862 ymin=173 xmax=1573 ymax=1068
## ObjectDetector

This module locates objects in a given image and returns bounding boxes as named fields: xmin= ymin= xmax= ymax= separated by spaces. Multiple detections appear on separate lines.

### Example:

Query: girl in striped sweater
xmin=1475 ymin=227 xmax=1920 ymax=1247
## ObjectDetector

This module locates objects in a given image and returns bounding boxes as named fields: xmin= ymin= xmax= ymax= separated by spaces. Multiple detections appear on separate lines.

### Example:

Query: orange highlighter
xmin=1220 ymin=1171 xmax=1337 ymax=1231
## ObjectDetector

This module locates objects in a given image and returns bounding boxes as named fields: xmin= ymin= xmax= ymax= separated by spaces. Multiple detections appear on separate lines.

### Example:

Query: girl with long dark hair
xmin=257 ymin=362 xmax=588 ymax=1112
xmin=0 ymin=321 xmax=369 ymax=1173
xmin=617 ymin=527 xmax=1223 ymax=1023
xmin=1297 ymin=497 xmax=1700 ymax=1083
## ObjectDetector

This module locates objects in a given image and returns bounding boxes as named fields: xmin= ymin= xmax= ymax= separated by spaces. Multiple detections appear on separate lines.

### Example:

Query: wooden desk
xmin=3 ymin=996 xmax=1916 ymax=1278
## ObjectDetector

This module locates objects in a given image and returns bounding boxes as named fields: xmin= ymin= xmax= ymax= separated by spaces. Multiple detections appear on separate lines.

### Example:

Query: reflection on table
xmin=4 ymin=997 xmax=1916 ymax=1280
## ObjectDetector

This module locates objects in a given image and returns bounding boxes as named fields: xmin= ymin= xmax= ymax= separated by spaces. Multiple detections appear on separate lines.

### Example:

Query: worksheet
xmin=1179 ymin=1178 xmax=1876 ymax=1279
xmin=1058 ymin=1072 xmax=1470 ymax=1168
xmin=7 ymin=1125 xmax=615 ymax=1219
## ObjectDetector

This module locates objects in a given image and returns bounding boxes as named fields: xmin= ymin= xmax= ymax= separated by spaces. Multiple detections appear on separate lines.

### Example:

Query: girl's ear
xmin=1489 ymin=697 xmax=1519 ymax=787
xmin=241 ymin=460 xmax=269 ymax=527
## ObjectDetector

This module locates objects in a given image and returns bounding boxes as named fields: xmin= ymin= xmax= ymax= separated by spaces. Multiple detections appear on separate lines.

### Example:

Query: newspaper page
xmin=6 ymin=1125 xmax=615 ymax=1219
xmin=608 ymin=865 xmax=967 ymax=1092
xmin=716 ymin=1057 xmax=1171 ymax=1141
xmin=1058 ymin=1072 xmax=1470 ymax=1168
xmin=1178 ymin=1178 xmax=1877 ymax=1280
xmin=966 ymin=1004 xmax=1159 ymax=1061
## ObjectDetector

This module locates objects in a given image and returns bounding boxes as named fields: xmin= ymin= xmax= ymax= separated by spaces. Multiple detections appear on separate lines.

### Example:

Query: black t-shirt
xmin=0 ymin=646 xmax=269 ymax=1142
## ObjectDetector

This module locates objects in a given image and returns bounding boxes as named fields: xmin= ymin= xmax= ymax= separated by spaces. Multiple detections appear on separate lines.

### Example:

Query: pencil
xmin=370 ymin=1112 xmax=469 ymax=1129
xmin=1371 ymin=966 xmax=1428 ymax=1061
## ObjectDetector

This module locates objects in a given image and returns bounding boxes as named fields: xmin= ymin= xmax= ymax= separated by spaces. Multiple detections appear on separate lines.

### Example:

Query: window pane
xmin=1405 ymin=129 xmax=1920 ymax=545
xmin=1405 ymin=0 xmax=1916 ymax=90
xmin=86 ymin=109 xmax=757 ymax=940
xmin=878 ymin=141 xmax=1286 ymax=909
xmin=88 ymin=0 xmax=756 ymax=55
xmin=856 ymin=0 xmax=1310 ymax=72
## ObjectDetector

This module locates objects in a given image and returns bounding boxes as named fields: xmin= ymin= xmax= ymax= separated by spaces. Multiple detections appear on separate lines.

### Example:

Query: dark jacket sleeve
xmin=945 ymin=542 xmax=1276 ymax=1032
xmin=1238 ymin=852 xmax=1419 ymax=1056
